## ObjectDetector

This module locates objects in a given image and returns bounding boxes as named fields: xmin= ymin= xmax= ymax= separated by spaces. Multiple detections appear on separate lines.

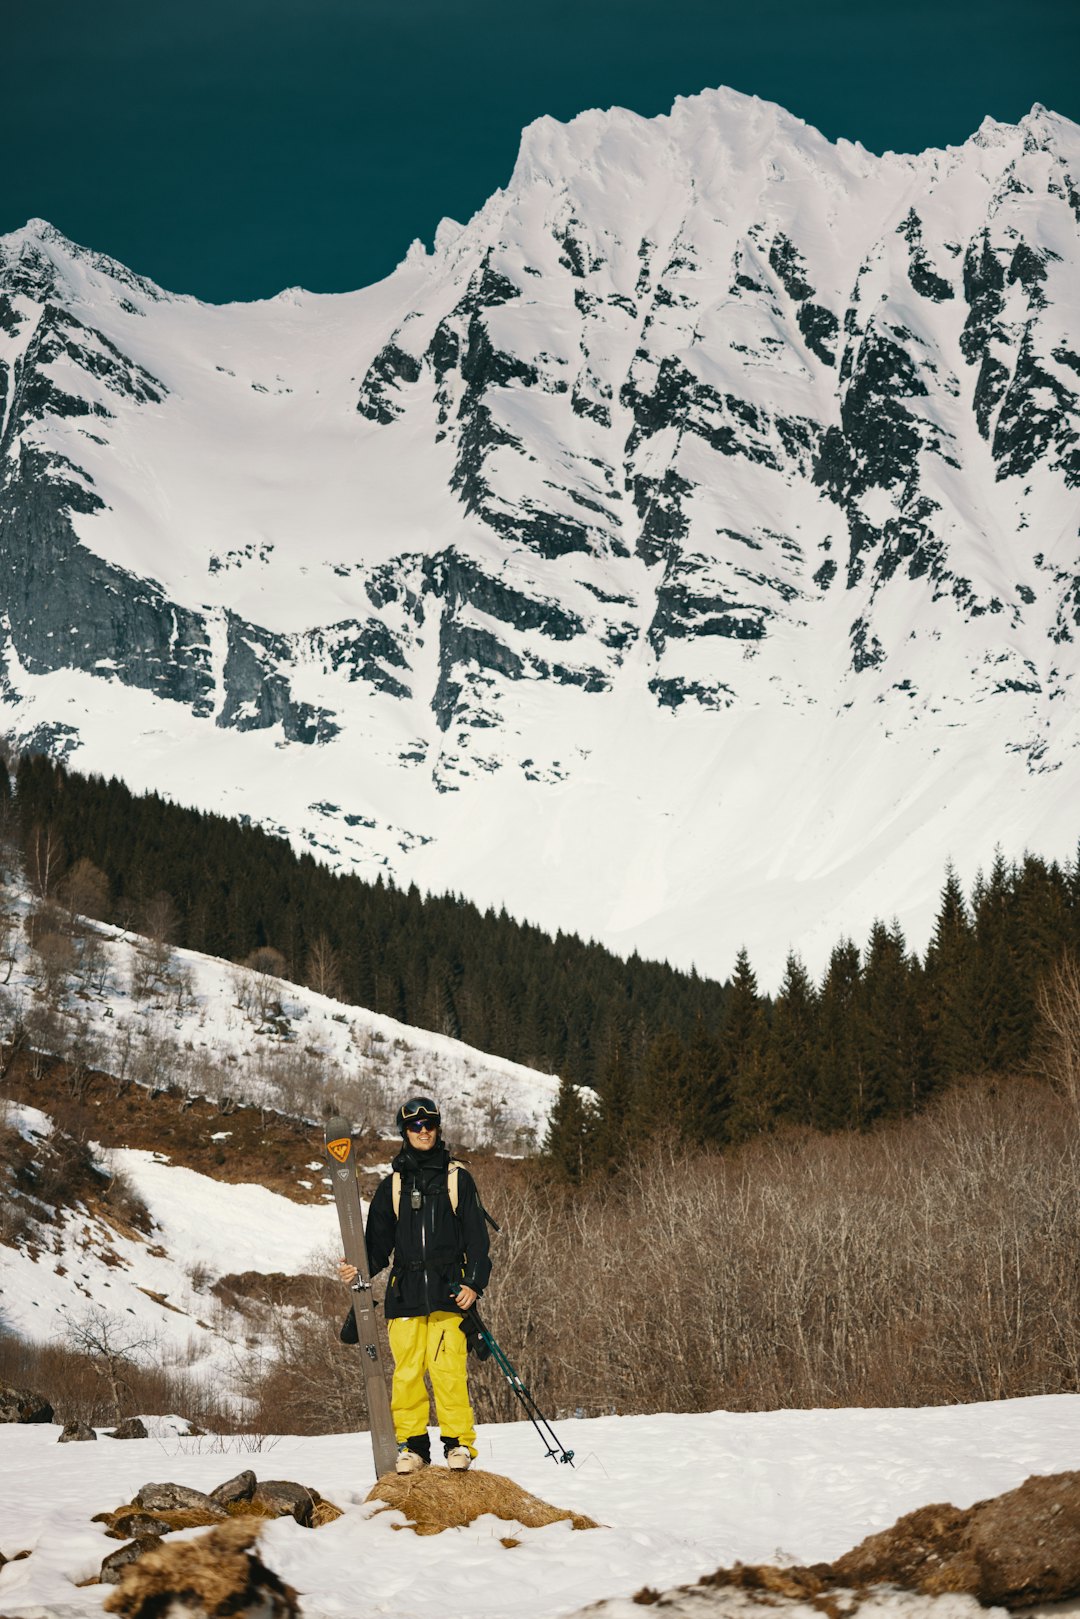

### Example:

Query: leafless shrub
xmin=27 ymin=926 xmax=76 ymax=1004
xmin=58 ymin=857 xmax=110 ymax=927
xmin=73 ymin=931 xmax=114 ymax=997
xmin=142 ymin=891 xmax=178 ymax=947
xmin=117 ymin=1022 xmax=178 ymax=1094
xmin=319 ymin=1064 xmax=393 ymax=1131
xmin=0 ymin=898 xmax=20 ymax=985
xmin=1034 ymin=950 xmax=1080 ymax=1114
xmin=461 ymin=1079 xmax=1080 ymax=1421
xmin=0 ymin=1320 xmax=234 ymax=1430
xmin=259 ymin=1046 xmax=333 ymax=1120
xmin=188 ymin=1260 xmax=213 ymax=1294
xmin=236 ymin=948 xmax=289 ymax=1026
xmin=240 ymin=1268 xmax=373 ymax=1435
xmin=130 ymin=937 xmax=176 ymax=1003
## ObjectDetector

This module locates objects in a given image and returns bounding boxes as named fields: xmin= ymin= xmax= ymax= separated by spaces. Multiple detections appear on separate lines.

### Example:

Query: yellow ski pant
xmin=387 ymin=1311 xmax=476 ymax=1454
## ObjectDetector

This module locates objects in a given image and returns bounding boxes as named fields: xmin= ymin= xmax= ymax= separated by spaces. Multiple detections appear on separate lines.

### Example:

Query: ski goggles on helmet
xmin=400 ymin=1099 xmax=440 ymax=1129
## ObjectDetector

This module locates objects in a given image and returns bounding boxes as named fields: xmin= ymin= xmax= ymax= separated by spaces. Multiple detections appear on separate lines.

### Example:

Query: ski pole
xmin=464 ymin=1307 xmax=575 ymax=1465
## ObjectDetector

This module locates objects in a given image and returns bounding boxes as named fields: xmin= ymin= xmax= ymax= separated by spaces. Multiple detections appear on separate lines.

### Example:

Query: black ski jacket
xmin=365 ymin=1141 xmax=491 ymax=1320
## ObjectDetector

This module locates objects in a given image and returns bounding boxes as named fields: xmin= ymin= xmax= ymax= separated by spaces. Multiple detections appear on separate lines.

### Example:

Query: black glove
xmin=459 ymin=1310 xmax=491 ymax=1360
xmin=339 ymin=1308 xmax=358 ymax=1345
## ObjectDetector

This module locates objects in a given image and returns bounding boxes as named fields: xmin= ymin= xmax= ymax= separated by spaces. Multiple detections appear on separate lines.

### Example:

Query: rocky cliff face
xmin=1 ymin=91 xmax=1078 ymax=979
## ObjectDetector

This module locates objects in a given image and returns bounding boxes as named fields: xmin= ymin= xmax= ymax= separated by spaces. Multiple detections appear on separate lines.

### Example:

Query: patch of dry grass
xmin=102 ymin=1518 xmax=298 ymax=1618
xmin=365 ymin=1465 xmax=600 ymax=1536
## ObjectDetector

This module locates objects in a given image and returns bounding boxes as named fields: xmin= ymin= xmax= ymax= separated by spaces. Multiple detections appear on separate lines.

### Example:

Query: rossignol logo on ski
xmin=324 ymin=1114 xmax=399 ymax=1479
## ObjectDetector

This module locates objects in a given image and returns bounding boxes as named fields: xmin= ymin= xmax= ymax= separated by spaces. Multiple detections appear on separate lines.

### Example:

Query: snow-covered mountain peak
xmin=508 ymin=87 xmax=845 ymax=209
xmin=967 ymin=102 xmax=1079 ymax=162
xmin=1 ymin=93 xmax=1079 ymax=985
xmin=0 ymin=216 xmax=177 ymax=311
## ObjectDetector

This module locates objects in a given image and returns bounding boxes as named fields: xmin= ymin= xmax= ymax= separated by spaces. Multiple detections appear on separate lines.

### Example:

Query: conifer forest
xmin=8 ymin=751 xmax=1080 ymax=1183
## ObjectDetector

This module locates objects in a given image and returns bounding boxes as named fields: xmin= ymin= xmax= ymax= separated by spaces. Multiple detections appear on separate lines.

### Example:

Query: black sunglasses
xmin=406 ymin=1116 xmax=439 ymax=1130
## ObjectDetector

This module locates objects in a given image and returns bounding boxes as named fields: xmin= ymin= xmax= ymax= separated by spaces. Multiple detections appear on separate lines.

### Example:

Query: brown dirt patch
xmin=637 ymin=1471 xmax=1080 ymax=1613
xmin=366 ymin=1465 xmax=600 ymax=1536
xmin=0 ymin=1043 xmax=398 ymax=1203
xmin=212 ymin=1271 xmax=325 ymax=1310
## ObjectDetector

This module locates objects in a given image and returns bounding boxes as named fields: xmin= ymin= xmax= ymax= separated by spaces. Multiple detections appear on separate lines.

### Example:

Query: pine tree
xmin=859 ymin=920 xmax=927 ymax=1119
xmin=969 ymin=851 xmax=1028 ymax=1072
xmin=922 ymin=862 xmax=978 ymax=1082
xmin=814 ymin=939 xmax=862 ymax=1128
xmin=629 ymin=1027 xmax=695 ymax=1139
xmin=723 ymin=949 xmax=771 ymax=1141
xmin=542 ymin=1074 xmax=595 ymax=1182
xmin=764 ymin=952 xmax=818 ymax=1124
xmin=590 ymin=1014 xmax=633 ymax=1167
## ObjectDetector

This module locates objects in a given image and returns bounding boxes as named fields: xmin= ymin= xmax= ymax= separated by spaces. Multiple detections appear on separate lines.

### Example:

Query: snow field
xmin=1 ymin=1396 xmax=1078 ymax=1619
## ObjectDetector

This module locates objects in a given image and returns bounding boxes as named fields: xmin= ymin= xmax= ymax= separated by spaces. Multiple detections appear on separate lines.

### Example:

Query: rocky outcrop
xmin=133 ymin=1483 xmax=226 ymax=1517
xmin=58 ymin=1419 xmax=97 ymax=1441
xmin=0 ymin=1382 xmax=53 ymax=1423
xmin=209 ymin=1469 xmax=257 ymax=1506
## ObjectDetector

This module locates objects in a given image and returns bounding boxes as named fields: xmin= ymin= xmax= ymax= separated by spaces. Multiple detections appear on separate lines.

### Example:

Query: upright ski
xmin=324 ymin=1117 xmax=398 ymax=1478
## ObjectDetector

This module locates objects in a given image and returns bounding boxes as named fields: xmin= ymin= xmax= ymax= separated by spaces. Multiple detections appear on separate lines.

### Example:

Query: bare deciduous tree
xmin=142 ymin=892 xmax=178 ymax=947
xmin=0 ymin=899 xmax=20 ymax=985
xmin=58 ymin=858 xmax=110 ymax=927
xmin=130 ymin=937 xmax=175 ymax=1003
xmin=240 ymin=947 xmax=289 ymax=1024
xmin=305 ymin=934 xmax=343 ymax=1001
xmin=61 ymin=1306 xmax=158 ymax=1423
xmin=26 ymin=822 xmax=65 ymax=900
xmin=29 ymin=928 xmax=76 ymax=1005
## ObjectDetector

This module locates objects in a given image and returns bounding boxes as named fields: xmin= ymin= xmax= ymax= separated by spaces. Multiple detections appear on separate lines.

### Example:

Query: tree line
xmin=546 ymin=848 xmax=1080 ymax=1174
xmin=4 ymin=751 xmax=732 ymax=1087
xmin=6 ymin=750 xmax=1079 ymax=1170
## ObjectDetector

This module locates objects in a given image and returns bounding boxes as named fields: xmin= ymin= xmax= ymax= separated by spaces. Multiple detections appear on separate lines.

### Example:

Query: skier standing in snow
xmin=337 ymin=1095 xmax=491 ymax=1473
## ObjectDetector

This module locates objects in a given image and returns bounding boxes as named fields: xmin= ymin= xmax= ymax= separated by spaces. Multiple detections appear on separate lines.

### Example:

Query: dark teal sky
xmin=5 ymin=0 xmax=1078 ymax=303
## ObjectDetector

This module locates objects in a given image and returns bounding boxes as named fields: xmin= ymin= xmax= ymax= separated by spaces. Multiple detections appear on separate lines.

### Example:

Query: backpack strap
xmin=392 ymin=1161 xmax=465 ymax=1217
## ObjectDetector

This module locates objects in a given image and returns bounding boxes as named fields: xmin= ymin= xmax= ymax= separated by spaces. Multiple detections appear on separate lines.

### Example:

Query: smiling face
xmin=405 ymin=1118 xmax=438 ymax=1149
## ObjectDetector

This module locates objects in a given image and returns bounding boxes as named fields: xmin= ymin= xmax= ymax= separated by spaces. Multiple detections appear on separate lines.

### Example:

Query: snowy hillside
xmin=2 ymin=1394 xmax=1079 ymax=1617
xmin=1 ymin=90 xmax=1079 ymax=981
xmin=0 ymin=1098 xmax=342 ymax=1396
xmin=0 ymin=888 xmax=560 ymax=1149
xmin=0 ymin=887 xmax=558 ymax=1390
